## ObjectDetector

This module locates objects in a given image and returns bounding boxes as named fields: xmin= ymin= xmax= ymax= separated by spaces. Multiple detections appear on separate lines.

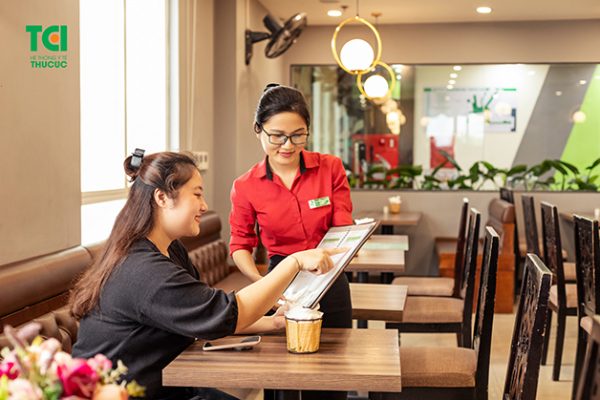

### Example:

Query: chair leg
xmin=541 ymin=308 xmax=553 ymax=365
xmin=572 ymin=327 xmax=588 ymax=399
xmin=456 ymin=332 xmax=462 ymax=347
xmin=552 ymin=312 xmax=566 ymax=381
xmin=462 ymin=323 xmax=472 ymax=348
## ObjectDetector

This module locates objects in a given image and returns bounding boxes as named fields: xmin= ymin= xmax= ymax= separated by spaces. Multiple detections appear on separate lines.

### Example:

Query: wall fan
xmin=245 ymin=12 xmax=307 ymax=65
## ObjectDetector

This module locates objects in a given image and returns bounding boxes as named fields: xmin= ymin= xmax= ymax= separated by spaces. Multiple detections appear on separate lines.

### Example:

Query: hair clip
xmin=130 ymin=148 xmax=145 ymax=169
xmin=263 ymin=83 xmax=280 ymax=92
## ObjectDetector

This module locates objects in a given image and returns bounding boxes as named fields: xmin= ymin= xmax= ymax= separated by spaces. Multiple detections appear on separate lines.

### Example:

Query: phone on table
xmin=202 ymin=335 xmax=261 ymax=351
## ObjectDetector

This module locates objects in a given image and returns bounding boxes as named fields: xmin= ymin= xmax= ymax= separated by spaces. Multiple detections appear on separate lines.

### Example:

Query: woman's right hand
xmin=290 ymin=248 xmax=349 ymax=275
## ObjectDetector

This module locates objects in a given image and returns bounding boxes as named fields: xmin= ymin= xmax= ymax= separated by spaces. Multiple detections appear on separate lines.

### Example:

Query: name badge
xmin=308 ymin=196 xmax=331 ymax=209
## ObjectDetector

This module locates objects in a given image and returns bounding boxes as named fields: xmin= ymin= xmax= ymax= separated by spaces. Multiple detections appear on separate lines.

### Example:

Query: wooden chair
xmin=572 ymin=215 xmax=600 ymax=398
xmin=540 ymin=202 xmax=578 ymax=381
xmin=371 ymin=227 xmax=499 ymax=400
xmin=392 ymin=198 xmax=468 ymax=297
xmin=521 ymin=195 xmax=576 ymax=280
xmin=503 ymin=254 xmax=552 ymax=400
xmin=574 ymin=315 xmax=600 ymax=400
xmin=386 ymin=208 xmax=481 ymax=348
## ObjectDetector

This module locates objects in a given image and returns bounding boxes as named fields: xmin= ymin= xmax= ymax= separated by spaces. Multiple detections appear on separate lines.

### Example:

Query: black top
xmin=72 ymin=238 xmax=239 ymax=399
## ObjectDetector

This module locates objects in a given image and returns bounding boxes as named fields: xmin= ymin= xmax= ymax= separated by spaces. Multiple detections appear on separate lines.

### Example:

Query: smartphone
xmin=202 ymin=335 xmax=261 ymax=351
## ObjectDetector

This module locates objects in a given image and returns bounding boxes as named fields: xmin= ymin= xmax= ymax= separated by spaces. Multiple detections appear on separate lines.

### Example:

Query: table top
xmin=354 ymin=211 xmax=422 ymax=226
xmin=346 ymin=235 xmax=407 ymax=273
xmin=163 ymin=329 xmax=402 ymax=392
xmin=350 ymin=283 xmax=407 ymax=321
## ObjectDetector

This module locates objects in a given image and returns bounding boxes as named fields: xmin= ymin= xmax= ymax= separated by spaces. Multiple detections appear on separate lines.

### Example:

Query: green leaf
xmin=438 ymin=149 xmax=462 ymax=171
xmin=557 ymin=160 xmax=579 ymax=175
xmin=586 ymin=157 xmax=600 ymax=171
xmin=507 ymin=164 xmax=527 ymax=176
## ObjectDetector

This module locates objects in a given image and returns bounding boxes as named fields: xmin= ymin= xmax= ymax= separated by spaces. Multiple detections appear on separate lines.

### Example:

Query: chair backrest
xmin=452 ymin=198 xmax=470 ymax=297
xmin=486 ymin=198 xmax=515 ymax=255
xmin=574 ymin=215 xmax=600 ymax=321
xmin=503 ymin=254 xmax=552 ymax=400
xmin=540 ymin=202 xmax=567 ymax=306
xmin=521 ymin=195 xmax=540 ymax=256
xmin=472 ymin=226 xmax=500 ymax=398
xmin=500 ymin=188 xmax=520 ymax=260
xmin=575 ymin=315 xmax=600 ymax=400
xmin=459 ymin=208 xmax=481 ymax=348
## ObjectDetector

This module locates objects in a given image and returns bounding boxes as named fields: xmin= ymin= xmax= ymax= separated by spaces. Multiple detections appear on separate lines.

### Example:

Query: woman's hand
xmin=290 ymin=247 xmax=349 ymax=275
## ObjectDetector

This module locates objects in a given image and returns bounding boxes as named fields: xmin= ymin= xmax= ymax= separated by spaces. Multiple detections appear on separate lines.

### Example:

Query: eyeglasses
xmin=260 ymin=126 xmax=309 ymax=145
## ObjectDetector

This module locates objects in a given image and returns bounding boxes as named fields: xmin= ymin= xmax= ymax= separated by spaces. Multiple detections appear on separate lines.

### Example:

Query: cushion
xmin=581 ymin=316 xmax=593 ymax=334
xmin=401 ymin=297 xmax=463 ymax=323
xmin=213 ymin=271 xmax=252 ymax=293
xmin=550 ymin=283 xmax=577 ymax=308
xmin=401 ymin=346 xmax=477 ymax=387
xmin=392 ymin=277 xmax=454 ymax=297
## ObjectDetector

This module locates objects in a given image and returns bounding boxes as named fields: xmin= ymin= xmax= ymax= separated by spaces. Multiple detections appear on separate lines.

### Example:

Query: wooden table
xmin=354 ymin=211 xmax=422 ymax=228
xmin=163 ymin=329 xmax=402 ymax=393
xmin=346 ymin=235 xmax=407 ymax=275
xmin=351 ymin=283 xmax=407 ymax=322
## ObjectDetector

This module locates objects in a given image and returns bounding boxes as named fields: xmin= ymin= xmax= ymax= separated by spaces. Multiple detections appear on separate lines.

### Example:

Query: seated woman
xmin=70 ymin=150 xmax=343 ymax=400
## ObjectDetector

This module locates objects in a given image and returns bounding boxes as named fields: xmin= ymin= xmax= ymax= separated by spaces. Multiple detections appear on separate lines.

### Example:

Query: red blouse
xmin=229 ymin=150 xmax=353 ymax=258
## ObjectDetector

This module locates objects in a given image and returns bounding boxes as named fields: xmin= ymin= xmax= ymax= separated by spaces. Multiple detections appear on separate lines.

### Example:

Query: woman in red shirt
xmin=229 ymin=84 xmax=353 ymax=329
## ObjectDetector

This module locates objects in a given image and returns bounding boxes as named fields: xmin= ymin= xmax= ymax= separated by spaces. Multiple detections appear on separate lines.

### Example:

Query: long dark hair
xmin=70 ymin=151 xmax=197 ymax=319
xmin=253 ymin=84 xmax=311 ymax=133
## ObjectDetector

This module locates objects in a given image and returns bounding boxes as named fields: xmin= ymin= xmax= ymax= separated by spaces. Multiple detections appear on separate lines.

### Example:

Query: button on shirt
xmin=229 ymin=151 xmax=353 ymax=258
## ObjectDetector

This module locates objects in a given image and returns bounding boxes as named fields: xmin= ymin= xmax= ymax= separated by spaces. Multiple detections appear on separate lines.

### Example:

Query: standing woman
xmin=70 ymin=151 xmax=342 ymax=400
xmin=229 ymin=84 xmax=354 ymax=399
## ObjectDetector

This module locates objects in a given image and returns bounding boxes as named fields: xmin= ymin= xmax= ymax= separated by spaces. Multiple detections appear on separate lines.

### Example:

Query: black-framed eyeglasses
xmin=260 ymin=126 xmax=309 ymax=145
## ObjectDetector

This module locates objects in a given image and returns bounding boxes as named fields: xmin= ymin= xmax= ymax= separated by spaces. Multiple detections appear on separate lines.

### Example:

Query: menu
xmin=282 ymin=221 xmax=379 ymax=309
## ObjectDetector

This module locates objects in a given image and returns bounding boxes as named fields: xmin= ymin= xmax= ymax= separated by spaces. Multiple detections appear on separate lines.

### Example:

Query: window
xmin=80 ymin=0 xmax=176 ymax=244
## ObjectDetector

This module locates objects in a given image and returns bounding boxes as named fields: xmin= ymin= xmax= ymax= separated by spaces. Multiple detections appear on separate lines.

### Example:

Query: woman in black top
xmin=70 ymin=151 xmax=344 ymax=400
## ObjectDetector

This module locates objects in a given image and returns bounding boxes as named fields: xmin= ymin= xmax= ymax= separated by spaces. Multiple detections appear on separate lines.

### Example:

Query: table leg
xmin=380 ymin=224 xmax=395 ymax=283
xmin=272 ymin=390 xmax=300 ymax=400
xmin=356 ymin=272 xmax=369 ymax=329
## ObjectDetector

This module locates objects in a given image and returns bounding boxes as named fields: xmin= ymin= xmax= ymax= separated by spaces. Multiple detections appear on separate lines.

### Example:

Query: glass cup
xmin=285 ymin=316 xmax=323 ymax=354
xmin=388 ymin=200 xmax=401 ymax=214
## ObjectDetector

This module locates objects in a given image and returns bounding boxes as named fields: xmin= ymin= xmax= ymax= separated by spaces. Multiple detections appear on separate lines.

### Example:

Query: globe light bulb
xmin=363 ymin=74 xmax=389 ymax=98
xmin=340 ymin=39 xmax=374 ymax=72
xmin=572 ymin=110 xmax=586 ymax=123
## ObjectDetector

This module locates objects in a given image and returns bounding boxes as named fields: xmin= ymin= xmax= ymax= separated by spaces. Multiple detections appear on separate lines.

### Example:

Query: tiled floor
xmin=234 ymin=312 xmax=579 ymax=399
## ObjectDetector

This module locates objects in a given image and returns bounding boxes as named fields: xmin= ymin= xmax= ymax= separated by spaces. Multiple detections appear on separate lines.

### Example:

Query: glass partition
xmin=291 ymin=63 xmax=600 ymax=191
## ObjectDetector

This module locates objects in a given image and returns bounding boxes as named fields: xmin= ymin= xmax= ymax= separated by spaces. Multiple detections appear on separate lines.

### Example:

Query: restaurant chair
xmin=386 ymin=208 xmax=480 ymax=348
xmin=392 ymin=198 xmax=468 ymax=297
xmin=540 ymin=202 xmax=578 ymax=381
xmin=571 ymin=215 xmax=600 ymax=399
xmin=503 ymin=254 xmax=552 ymax=400
xmin=573 ymin=315 xmax=600 ymax=400
xmin=371 ymin=227 xmax=499 ymax=400
xmin=521 ymin=195 xmax=575 ymax=281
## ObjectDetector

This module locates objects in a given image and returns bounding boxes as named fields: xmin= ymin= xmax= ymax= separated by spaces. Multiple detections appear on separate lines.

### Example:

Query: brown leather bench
xmin=437 ymin=198 xmax=515 ymax=313
xmin=0 ymin=210 xmax=250 ymax=351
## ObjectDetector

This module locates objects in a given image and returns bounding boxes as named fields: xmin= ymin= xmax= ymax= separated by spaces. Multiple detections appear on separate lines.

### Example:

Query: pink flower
xmin=7 ymin=378 xmax=43 ymax=399
xmin=0 ymin=360 xmax=19 ymax=379
xmin=56 ymin=358 xmax=100 ymax=398
xmin=87 ymin=354 xmax=112 ymax=375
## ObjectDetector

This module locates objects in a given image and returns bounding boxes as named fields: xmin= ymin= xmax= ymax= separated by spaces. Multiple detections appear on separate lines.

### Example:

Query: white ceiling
xmin=258 ymin=0 xmax=600 ymax=25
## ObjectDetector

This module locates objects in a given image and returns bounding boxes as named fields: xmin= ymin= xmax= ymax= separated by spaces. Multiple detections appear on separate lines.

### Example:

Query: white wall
xmin=0 ymin=0 xmax=80 ymax=265
xmin=212 ymin=0 xmax=285 ymax=241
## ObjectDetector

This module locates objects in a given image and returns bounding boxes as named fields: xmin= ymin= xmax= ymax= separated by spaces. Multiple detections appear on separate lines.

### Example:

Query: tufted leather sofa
xmin=0 ymin=210 xmax=250 ymax=352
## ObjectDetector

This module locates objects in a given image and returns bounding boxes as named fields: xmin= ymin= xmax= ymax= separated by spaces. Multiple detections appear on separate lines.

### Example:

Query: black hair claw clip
xmin=131 ymin=148 xmax=145 ymax=169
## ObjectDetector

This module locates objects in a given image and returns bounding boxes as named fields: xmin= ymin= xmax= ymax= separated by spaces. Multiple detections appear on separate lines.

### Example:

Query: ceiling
xmin=257 ymin=0 xmax=600 ymax=25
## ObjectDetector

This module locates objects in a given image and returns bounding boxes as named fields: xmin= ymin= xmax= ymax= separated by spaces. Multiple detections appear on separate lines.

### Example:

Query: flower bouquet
xmin=0 ymin=323 xmax=144 ymax=399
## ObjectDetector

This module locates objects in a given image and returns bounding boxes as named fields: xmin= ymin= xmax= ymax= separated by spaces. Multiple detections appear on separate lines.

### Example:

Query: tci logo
xmin=26 ymin=25 xmax=68 ymax=52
